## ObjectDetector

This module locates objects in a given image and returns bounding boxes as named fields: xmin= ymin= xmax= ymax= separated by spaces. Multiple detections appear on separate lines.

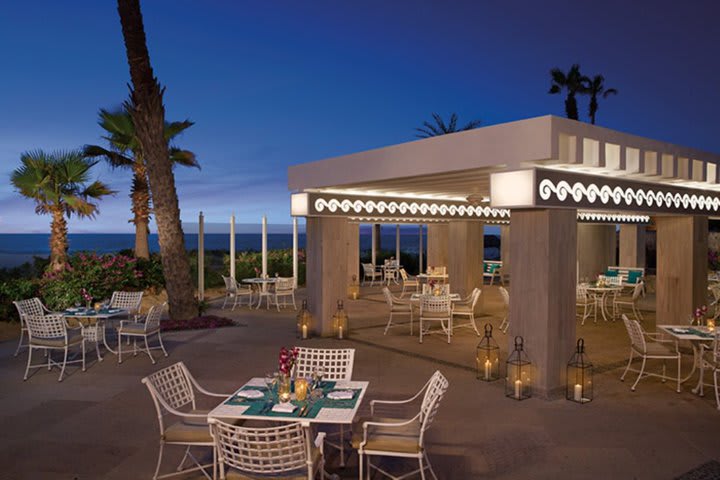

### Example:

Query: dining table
xmin=241 ymin=277 xmax=277 ymax=309
xmin=583 ymin=283 xmax=623 ymax=322
xmin=657 ymin=324 xmax=718 ymax=394
xmin=208 ymin=376 xmax=369 ymax=466
xmin=63 ymin=307 xmax=129 ymax=357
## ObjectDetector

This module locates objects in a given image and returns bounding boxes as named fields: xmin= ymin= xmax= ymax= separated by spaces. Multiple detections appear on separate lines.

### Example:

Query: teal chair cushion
xmin=604 ymin=270 xmax=619 ymax=277
xmin=627 ymin=271 xmax=642 ymax=284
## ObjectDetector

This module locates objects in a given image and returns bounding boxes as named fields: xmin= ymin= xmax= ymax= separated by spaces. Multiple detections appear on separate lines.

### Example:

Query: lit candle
xmin=514 ymin=379 xmax=522 ymax=399
xmin=302 ymin=324 xmax=308 ymax=339
xmin=574 ymin=383 xmax=582 ymax=402
xmin=352 ymin=291 xmax=358 ymax=300
xmin=484 ymin=359 xmax=491 ymax=380
xmin=295 ymin=378 xmax=308 ymax=401
xmin=339 ymin=325 xmax=343 ymax=339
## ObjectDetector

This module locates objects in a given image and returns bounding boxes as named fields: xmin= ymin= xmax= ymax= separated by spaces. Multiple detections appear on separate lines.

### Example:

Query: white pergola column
xmin=261 ymin=215 xmax=268 ymax=277
xmin=230 ymin=213 xmax=236 ymax=280
xmin=447 ymin=221 xmax=484 ymax=298
xmin=576 ymin=224 xmax=616 ymax=281
xmin=427 ymin=224 xmax=449 ymax=269
xmin=509 ymin=209 xmax=577 ymax=398
xmin=656 ymin=216 xmax=708 ymax=325
xmin=292 ymin=217 xmax=299 ymax=288
xmin=306 ymin=217 xmax=349 ymax=336
xmin=619 ymin=224 xmax=646 ymax=268
xmin=198 ymin=211 xmax=205 ymax=301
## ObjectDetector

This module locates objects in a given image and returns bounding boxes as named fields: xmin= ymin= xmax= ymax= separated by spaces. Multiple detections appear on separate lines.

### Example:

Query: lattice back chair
xmin=576 ymin=284 xmax=594 ymax=325
xmin=293 ymin=347 xmax=355 ymax=381
xmin=110 ymin=290 xmax=143 ymax=317
xmin=419 ymin=295 xmax=452 ymax=344
xmin=613 ymin=281 xmax=644 ymax=322
xmin=620 ymin=315 xmax=681 ymax=392
xmin=142 ymin=361 xmax=232 ymax=480
xmin=118 ymin=302 xmax=168 ymax=364
xmin=382 ymin=286 xmax=414 ymax=335
xmin=272 ymin=277 xmax=297 ymax=311
xmin=452 ymin=288 xmax=482 ymax=336
xmin=12 ymin=297 xmax=52 ymax=357
xmin=399 ymin=268 xmax=419 ymax=297
xmin=499 ymin=286 xmax=510 ymax=333
xmin=222 ymin=276 xmax=253 ymax=310
xmin=362 ymin=263 xmax=381 ymax=286
xmin=357 ymin=370 xmax=449 ymax=480
xmin=429 ymin=266 xmax=447 ymax=276
xmin=209 ymin=420 xmax=325 ymax=480
xmin=23 ymin=313 xmax=86 ymax=382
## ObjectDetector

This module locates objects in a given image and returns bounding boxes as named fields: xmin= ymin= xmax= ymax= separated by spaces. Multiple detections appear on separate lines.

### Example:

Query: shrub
xmin=0 ymin=278 xmax=39 ymax=321
xmin=223 ymin=249 xmax=306 ymax=285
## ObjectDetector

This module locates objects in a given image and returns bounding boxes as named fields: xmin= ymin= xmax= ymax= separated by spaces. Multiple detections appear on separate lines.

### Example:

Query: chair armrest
xmin=361 ymin=413 xmax=421 ymax=445
xmin=370 ymin=392 xmax=423 ymax=414
xmin=314 ymin=431 xmax=326 ymax=454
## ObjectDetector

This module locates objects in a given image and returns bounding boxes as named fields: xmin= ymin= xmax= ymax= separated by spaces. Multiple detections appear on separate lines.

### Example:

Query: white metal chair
xmin=421 ymin=283 xmax=450 ymax=295
xmin=419 ymin=295 xmax=452 ymax=344
xmin=382 ymin=286 xmax=414 ymax=335
xmin=698 ymin=332 xmax=720 ymax=411
xmin=210 ymin=419 xmax=325 ymax=480
xmin=362 ymin=263 xmax=382 ymax=286
xmin=352 ymin=370 xmax=449 ymax=480
xmin=118 ymin=302 xmax=168 ymax=364
xmin=293 ymin=346 xmax=355 ymax=466
xmin=221 ymin=275 xmax=253 ymax=309
xmin=383 ymin=260 xmax=400 ymax=285
xmin=142 ymin=361 xmax=235 ymax=480
xmin=12 ymin=297 xmax=53 ymax=357
xmin=452 ymin=288 xmax=482 ymax=335
xmin=110 ymin=290 xmax=143 ymax=317
xmin=23 ymin=313 xmax=86 ymax=382
xmin=271 ymin=276 xmax=297 ymax=311
xmin=620 ymin=314 xmax=681 ymax=392
xmin=498 ymin=286 xmax=510 ymax=333
xmin=576 ymin=284 xmax=594 ymax=325
xmin=399 ymin=268 xmax=419 ymax=297
xmin=613 ymin=282 xmax=644 ymax=322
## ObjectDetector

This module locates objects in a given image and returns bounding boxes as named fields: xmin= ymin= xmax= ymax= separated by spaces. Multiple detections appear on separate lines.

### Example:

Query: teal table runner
xmin=687 ymin=328 xmax=715 ymax=339
xmin=64 ymin=308 xmax=123 ymax=316
xmin=225 ymin=381 xmax=361 ymax=419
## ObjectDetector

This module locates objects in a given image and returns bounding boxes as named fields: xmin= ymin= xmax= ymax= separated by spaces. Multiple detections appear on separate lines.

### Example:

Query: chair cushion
xmin=351 ymin=418 xmax=422 ymax=454
xmin=31 ymin=329 xmax=83 ymax=348
xmin=222 ymin=445 xmax=321 ymax=480
xmin=119 ymin=322 xmax=158 ymax=335
xmin=634 ymin=342 xmax=678 ymax=357
xmin=391 ymin=305 xmax=412 ymax=312
xmin=627 ymin=271 xmax=642 ymax=284
xmin=181 ymin=409 xmax=245 ymax=427
xmin=163 ymin=420 xmax=213 ymax=443
xmin=453 ymin=305 xmax=473 ymax=314
xmin=420 ymin=311 xmax=450 ymax=319
xmin=604 ymin=269 xmax=618 ymax=277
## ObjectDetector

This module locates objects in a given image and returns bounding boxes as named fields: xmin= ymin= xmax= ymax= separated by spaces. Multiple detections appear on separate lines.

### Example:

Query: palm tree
xmin=548 ymin=64 xmax=588 ymax=120
xmin=117 ymin=0 xmax=197 ymax=320
xmin=83 ymin=108 xmax=199 ymax=259
xmin=415 ymin=113 xmax=481 ymax=138
xmin=587 ymin=75 xmax=618 ymax=125
xmin=10 ymin=150 xmax=114 ymax=272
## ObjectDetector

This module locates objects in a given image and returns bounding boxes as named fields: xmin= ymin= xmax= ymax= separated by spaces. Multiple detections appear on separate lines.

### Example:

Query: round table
xmin=584 ymin=284 xmax=623 ymax=322
xmin=242 ymin=278 xmax=277 ymax=309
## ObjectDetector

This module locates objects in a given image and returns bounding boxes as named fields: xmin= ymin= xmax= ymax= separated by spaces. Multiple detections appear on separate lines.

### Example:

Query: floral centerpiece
xmin=693 ymin=305 xmax=708 ymax=326
xmin=254 ymin=266 xmax=261 ymax=277
xmin=277 ymin=346 xmax=299 ymax=402
xmin=81 ymin=288 xmax=93 ymax=308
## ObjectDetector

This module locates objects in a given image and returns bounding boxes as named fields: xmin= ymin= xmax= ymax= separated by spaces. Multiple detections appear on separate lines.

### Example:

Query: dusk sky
xmin=1 ymin=0 xmax=718 ymax=233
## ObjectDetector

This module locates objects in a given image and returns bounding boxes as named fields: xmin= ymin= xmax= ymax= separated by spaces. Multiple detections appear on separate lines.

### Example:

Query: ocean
xmin=0 ymin=233 xmax=499 ymax=268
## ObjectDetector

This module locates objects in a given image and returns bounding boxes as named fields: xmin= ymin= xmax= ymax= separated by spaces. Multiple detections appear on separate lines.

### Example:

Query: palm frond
xmin=603 ymin=87 xmax=618 ymax=98
xmin=83 ymin=144 xmax=134 ymax=169
xmin=461 ymin=119 xmax=482 ymax=131
xmin=164 ymin=119 xmax=194 ymax=140
xmin=170 ymin=148 xmax=200 ymax=169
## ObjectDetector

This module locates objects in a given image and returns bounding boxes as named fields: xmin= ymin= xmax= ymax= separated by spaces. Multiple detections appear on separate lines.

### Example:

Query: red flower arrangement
xmin=694 ymin=305 xmax=708 ymax=323
xmin=278 ymin=346 xmax=299 ymax=376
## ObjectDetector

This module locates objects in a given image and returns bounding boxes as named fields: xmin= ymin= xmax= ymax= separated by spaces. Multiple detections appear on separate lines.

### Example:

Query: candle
xmin=484 ymin=359 xmax=491 ymax=380
xmin=302 ymin=324 xmax=308 ymax=339
xmin=339 ymin=325 xmax=344 ymax=339
xmin=295 ymin=378 xmax=308 ymax=401
xmin=514 ymin=379 xmax=522 ymax=399
xmin=352 ymin=291 xmax=358 ymax=300
xmin=574 ymin=383 xmax=582 ymax=402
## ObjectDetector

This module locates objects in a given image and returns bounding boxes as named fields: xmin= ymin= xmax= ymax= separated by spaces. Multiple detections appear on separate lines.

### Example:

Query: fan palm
xmin=415 ymin=113 xmax=481 ymax=138
xmin=118 ymin=0 xmax=197 ymax=320
xmin=548 ymin=64 xmax=589 ymax=120
xmin=10 ymin=150 xmax=114 ymax=272
xmin=83 ymin=108 xmax=199 ymax=259
xmin=587 ymin=75 xmax=618 ymax=125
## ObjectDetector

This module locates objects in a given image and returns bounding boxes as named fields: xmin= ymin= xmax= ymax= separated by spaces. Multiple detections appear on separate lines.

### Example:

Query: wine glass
xmin=264 ymin=372 xmax=276 ymax=399
xmin=316 ymin=366 xmax=326 ymax=387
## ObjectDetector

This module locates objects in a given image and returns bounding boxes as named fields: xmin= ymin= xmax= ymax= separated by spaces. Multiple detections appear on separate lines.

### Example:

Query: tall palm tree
xmin=117 ymin=0 xmax=197 ymax=320
xmin=83 ymin=108 xmax=199 ymax=259
xmin=415 ymin=113 xmax=481 ymax=138
xmin=548 ymin=64 xmax=588 ymax=121
xmin=10 ymin=150 xmax=114 ymax=272
xmin=587 ymin=75 xmax=618 ymax=125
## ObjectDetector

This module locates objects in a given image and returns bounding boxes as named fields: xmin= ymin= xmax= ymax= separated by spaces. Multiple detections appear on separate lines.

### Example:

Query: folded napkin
xmin=271 ymin=403 xmax=296 ymax=413
xmin=327 ymin=390 xmax=354 ymax=400
xmin=670 ymin=328 xmax=689 ymax=334
xmin=108 ymin=309 xmax=121 ymax=313
xmin=236 ymin=389 xmax=264 ymax=399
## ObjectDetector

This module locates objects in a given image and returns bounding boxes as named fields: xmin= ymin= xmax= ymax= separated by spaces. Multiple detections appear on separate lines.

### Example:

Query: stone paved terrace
xmin=1 ymin=284 xmax=719 ymax=479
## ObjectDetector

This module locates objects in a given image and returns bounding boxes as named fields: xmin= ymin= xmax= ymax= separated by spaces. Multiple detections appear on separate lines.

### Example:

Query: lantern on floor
xmin=347 ymin=274 xmax=360 ymax=300
xmin=566 ymin=338 xmax=593 ymax=404
xmin=476 ymin=324 xmax=500 ymax=381
xmin=332 ymin=300 xmax=348 ymax=339
xmin=505 ymin=336 xmax=532 ymax=401
xmin=296 ymin=299 xmax=312 ymax=340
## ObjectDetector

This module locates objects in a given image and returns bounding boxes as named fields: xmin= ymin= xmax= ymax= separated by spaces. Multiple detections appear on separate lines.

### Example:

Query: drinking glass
xmin=264 ymin=372 xmax=276 ymax=400
xmin=316 ymin=366 xmax=326 ymax=387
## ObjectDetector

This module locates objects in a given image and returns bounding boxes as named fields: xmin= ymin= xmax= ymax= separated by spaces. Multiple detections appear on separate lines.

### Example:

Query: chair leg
xmin=144 ymin=336 xmax=156 ymax=364
xmin=714 ymin=369 xmax=720 ymax=410
xmin=292 ymin=293 xmax=297 ymax=310
xmin=384 ymin=312 xmax=393 ymax=335
xmin=621 ymin=349 xmax=633 ymax=381
xmin=424 ymin=451 xmax=439 ymax=480
xmin=153 ymin=441 xmax=165 ymax=480
xmin=470 ymin=314 xmax=480 ymax=336
xmin=410 ymin=310 xmax=414 ymax=336
xmin=401 ymin=284 xmax=406 ymax=298
xmin=676 ymin=355 xmax=681 ymax=393
xmin=14 ymin=327 xmax=25 ymax=357
xmin=81 ymin=340 xmax=86 ymax=372
xmin=222 ymin=294 xmax=228 ymax=309
xmin=118 ymin=334 xmax=123 ymax=363
xmin=157 ymin=331 xmax=168 ymax=357
xmin=358 ymin=451 xmax=363 ymax=480
xmin=58 ymin=346 xmax=69 ymax=382
xmin=631 ymin=357 xmax=647 ymax=391
xmin=23 ymin=346 xmax=33 ymax=381
xmin=419 ymin=458 xmax=427 ymax=480
xmin=419 ymin=318 xmax=424 ymax=344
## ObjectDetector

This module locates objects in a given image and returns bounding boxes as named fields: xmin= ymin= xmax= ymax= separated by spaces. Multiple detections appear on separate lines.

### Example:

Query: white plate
xmin=236 ymin=389 xmax=264 ymax=399
xmin=271 ymin=403 xmax=296 ymax=413
xmin=327 ymin=390 xmax=354 ymax=400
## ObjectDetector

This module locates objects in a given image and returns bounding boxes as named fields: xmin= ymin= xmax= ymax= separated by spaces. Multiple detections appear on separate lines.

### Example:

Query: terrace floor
xmin=1 ymin=284 xmax=719 ymax=479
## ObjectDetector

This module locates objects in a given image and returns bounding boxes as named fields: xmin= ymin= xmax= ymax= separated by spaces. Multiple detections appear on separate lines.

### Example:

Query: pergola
xmin=288 ymin=115 xmax=720 ymax=397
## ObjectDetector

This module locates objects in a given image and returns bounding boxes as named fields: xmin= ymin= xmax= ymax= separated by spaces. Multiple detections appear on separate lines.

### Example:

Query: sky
xmin=1 ymin=0 xmax=719 ymax=233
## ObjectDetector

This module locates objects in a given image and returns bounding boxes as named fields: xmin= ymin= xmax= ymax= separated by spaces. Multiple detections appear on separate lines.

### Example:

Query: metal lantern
xmin=566 ymin=338 xmax=593 ymax=404
xmin=296 ymin=299 xmax=312 ymax=340
xmin=332 ymin=300 xmax=348 ymax=339
xmin=476 ymin=324 xmax=500 ymax=381
xmin=347 ymin=274 xmax=360 ymax=300
xmin=505 ymin=336 xmax=532 ymax=400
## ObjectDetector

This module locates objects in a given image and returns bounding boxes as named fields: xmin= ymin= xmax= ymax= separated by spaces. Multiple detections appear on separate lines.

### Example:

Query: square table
xmin=657 ymin=325 xmax=718 ymax=394
xmin=63 ymin=307 xmax=128 ymax=357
